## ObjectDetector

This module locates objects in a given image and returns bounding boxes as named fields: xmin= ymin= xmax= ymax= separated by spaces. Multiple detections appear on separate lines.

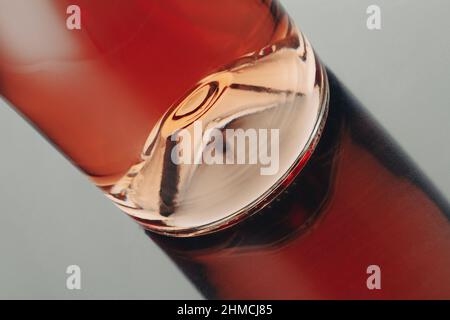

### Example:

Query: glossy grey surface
xmin=0 ymin=0 xmax=449 ymax=299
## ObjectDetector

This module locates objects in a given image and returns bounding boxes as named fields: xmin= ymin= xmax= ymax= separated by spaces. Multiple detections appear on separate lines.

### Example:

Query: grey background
xmin=0 ymin=0 xmax=449 ymax=299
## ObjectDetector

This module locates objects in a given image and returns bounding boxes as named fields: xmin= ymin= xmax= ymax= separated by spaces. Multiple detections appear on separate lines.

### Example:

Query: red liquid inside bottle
xmin=0 ymin=0 xmax=292 ymax=181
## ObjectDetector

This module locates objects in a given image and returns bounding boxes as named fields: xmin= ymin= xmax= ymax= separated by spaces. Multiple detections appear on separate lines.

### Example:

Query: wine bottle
xmin=0 ymin=0 xmax=449 ymax=299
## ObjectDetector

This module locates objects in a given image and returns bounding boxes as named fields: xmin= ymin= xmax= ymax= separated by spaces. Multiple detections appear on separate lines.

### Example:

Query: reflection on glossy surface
xmin=150 ymin=71 xmax=450 ymax=299
xmin=109 ymin=44 xmax=328 ymax=236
